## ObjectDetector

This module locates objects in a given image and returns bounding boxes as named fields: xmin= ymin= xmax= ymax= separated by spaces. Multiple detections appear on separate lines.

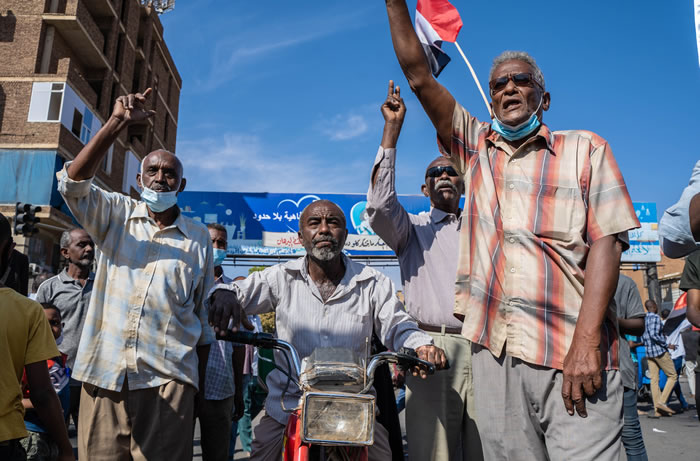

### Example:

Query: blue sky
xmin=161 ymin=0 xmax=700 ymax=220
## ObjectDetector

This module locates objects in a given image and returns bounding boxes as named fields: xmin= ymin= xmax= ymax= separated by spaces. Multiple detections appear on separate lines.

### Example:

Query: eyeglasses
xmin=426 ymin=165 xmax=459 ymax=178
xmin=489 ymin=72 xmax=543 ymax=95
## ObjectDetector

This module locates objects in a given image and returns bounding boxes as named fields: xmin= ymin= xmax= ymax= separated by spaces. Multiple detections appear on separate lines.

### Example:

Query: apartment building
xmin=0 ymin=0 xmax=181 ymax=273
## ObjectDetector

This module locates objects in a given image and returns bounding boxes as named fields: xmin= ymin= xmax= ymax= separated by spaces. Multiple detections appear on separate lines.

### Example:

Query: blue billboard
xmin=622 ymin=202 xmax=660 ymax=263
xmin=178 ymin=191 xmax=440 ymax=256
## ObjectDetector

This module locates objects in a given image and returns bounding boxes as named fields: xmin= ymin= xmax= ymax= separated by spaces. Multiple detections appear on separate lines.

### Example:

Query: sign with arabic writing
xmin=178 ymin=191 xmax=438 ymax=256
xmin=621 ymin=202 xmax=660 ymax=263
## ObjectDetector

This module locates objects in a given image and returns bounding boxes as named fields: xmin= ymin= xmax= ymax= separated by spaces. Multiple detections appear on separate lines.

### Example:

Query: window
xmin=102 ymin=145 xmax=113 ymax=175
xmin=28 ymin=82 xmax=64 ymax=122
xmin=80 ymin=108 xmax=93 ymax=144
xmin=71 ymin=109 xmax=82 ymax=137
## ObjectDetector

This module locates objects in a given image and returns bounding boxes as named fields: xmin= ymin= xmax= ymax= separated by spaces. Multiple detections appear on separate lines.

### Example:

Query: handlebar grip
xmin=220 ymin=330 xmax=276 ymax=347
xmin=396 ymin=348 xmax=436 ymax=375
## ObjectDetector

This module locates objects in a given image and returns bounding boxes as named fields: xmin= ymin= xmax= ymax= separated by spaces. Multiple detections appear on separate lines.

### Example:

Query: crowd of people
xmin=2 ymin=1 xmax=700 ymax=460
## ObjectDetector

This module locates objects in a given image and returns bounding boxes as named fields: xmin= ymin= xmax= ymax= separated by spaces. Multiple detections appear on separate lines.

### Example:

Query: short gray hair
xmin=489 ymin=51 xmax=545 ymax=90
xmin=59 ymin=227 xmax=80 ymax=249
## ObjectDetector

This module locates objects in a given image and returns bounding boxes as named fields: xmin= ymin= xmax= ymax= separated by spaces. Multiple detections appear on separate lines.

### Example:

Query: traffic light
xmin=14 ymin=202 xmax=41 ymax=236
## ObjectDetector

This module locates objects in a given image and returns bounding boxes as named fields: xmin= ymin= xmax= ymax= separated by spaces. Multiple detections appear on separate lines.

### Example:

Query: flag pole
xmin=453 ymin=41 xmax=493 ymax=118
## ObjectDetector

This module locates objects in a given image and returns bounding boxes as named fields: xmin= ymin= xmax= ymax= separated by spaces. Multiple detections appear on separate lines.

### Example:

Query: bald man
xmin=207 ymin=200 xmax=447 ymax=461
xmin=366 ymin=81 xmax=478 ymax=461
xmin=57 ymin=89 xmax=215 ymax=460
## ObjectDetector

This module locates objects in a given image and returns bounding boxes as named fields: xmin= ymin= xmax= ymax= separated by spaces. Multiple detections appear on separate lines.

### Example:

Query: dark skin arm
xmin=25 ymin=361 xmax=75 ymax=461
xmin=690 ymin=194 xmax=700 ymax=242
xmin=384 ymin=0 xmax=456 ymax=151
xmin=687 ymin=289 xmax=700 ymax=328
xmin=372 ymin=80 xmax=406 ymax=188
xmin=67 ymin=89 xmax=155 ymax=181
xmin=195 ymin=344 xmax=210 ymax=412
xmin=618 ymin=317 xmax=645 ymax=336
xmin=562 ymin=235 xmax=621 ymax=418
xmin=232 ymin=345 xmax=245 ymax=421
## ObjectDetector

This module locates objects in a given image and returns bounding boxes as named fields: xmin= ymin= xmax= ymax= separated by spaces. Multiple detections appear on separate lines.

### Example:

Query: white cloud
xmin=199 ymin=7 xmax=371 ymax=90
xmin=177 ymin=132 xmax=361 ymax=193
xmin=317 ymin=113 xmax=369 ymax=141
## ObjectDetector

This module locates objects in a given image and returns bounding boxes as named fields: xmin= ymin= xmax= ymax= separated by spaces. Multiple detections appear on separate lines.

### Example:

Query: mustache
xmin=312 ymin=235 xmax=338 ymax=246
xmin=434 ymin=179 xmax=458 ymax=193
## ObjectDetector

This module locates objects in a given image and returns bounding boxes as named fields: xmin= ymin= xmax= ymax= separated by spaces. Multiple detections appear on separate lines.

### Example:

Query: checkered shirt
xmin=57 ymin=164 xmax=215 ymax=392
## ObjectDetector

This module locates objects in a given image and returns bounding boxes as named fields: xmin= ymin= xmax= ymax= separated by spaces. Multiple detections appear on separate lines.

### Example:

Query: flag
xmin=415 ymin=0 xmax=463 ymax=77
xmin=695 ymin=0 xmax=700 ymax=66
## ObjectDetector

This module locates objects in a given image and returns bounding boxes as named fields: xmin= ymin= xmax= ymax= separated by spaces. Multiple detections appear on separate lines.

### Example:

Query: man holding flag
xmin=383 ymin=1 xmax=640 ymax=459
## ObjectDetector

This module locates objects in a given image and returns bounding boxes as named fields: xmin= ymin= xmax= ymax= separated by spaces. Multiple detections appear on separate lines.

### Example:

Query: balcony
xmin=43 ymin=0 xmax=109 ymax=70
xmin=83 ymin=0 xmax=118 ymax=19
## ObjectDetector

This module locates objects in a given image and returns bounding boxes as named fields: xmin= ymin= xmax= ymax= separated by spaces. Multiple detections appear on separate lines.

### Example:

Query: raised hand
xmin=381 ymin=80 xmax=406 ymax=124
xmin=112 ymin=88 xmax=156 ymax=125
xmin=380 ymin=80 xmax=406 ymax=149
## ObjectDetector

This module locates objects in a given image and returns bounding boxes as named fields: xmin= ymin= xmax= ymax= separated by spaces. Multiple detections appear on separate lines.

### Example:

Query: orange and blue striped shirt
xmin=444 ymin=103 xmax=640 ymax=370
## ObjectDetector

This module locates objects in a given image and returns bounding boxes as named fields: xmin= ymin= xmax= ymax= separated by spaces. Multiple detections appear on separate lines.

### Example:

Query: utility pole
xmin=645 ymin=263 xmax=662 ymax=306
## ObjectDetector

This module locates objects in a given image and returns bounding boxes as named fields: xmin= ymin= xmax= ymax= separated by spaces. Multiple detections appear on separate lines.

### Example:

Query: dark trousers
xmin=621 ymin=387 xmax=648 ymax=461
xmin=0 ymin=439 xmax=26 ymax=461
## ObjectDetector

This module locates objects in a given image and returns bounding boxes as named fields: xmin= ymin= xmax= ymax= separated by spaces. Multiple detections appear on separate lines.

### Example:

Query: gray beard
xmin=311 ymin=246 xmax=341 ymax=261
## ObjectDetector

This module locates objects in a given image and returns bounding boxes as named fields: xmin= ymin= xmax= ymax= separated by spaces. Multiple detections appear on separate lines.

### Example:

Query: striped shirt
xmin=211 ymin=255 xmax=433 ymax=424
xmin=57 ymin=164 xmax=215 ymax=392
xmin=443 ymin=104 xmax=639 ymax=370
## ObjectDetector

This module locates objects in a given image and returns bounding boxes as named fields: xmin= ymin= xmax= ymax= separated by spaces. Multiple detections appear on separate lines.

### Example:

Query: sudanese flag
xmin=415 ymin=0 xmax=463 ymax=77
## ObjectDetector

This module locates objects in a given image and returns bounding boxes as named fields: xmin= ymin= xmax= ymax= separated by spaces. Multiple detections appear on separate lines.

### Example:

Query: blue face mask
xmin=213 ymin=248 xmax=227 ymax=266
xmin=491 ymin=97 xmax=543 ymax=141
xmin=140 ymin=185 xmax=179 ymax=213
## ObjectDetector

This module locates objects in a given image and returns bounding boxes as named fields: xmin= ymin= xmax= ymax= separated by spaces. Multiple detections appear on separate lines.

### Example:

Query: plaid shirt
xmin=642 ymin=313 xmax=668 ymax=358
xmin=57 ymin=164 xmax=215 ymax=392
xmin=443 ymin=104 xmax=639 ymax=370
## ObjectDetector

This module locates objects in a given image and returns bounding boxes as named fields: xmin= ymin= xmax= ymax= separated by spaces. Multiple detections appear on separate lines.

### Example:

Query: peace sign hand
xmin=112 ymin=88 xmax=156 ymax=125
xmin=381 ymin=80 xmax=406 ymax=124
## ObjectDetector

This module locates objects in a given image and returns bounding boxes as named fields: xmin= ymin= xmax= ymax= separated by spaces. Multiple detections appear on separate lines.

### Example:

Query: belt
xmin=418 ymin=323 xmax=462 ymax=335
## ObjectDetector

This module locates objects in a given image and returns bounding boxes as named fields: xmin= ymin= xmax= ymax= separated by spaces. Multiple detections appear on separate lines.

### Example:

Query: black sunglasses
xmin=426 ymin=165 xmax=458 ymax=178
xmin=489 ymin=72 xmax=543 ymax=95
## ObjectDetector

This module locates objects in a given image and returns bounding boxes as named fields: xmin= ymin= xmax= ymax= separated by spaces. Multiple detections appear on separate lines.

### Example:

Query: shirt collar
xmin=59 ymin=268 xmax=95 ymax=283
xmin=430 ymin=207 xmax=459 ymax=224
xmin=129 ymin=202 xmax=190 ymax=238
xmin=486 ymin=123 xmax=556 ymax=154
xmin=286 ymin=253 xmax=374 ymax=285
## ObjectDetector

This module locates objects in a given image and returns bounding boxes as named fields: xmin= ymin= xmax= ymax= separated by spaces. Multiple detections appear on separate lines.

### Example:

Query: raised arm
xmin=67 ymin=89 xmax=155 ymax=181
xmin=384 ymin=0 xmax=456 ymax=150
xmin=366 ymin=81 xmax=412 ymax=253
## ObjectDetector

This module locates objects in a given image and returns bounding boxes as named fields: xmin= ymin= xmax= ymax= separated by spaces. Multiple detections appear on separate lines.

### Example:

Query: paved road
xmin=70 ymin=375 xmax=697 ymax=459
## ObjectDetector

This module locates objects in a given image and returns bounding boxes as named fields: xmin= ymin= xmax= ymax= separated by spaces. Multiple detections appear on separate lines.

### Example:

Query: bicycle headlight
xmin=301 ymin=392 xmax=375 ymax=445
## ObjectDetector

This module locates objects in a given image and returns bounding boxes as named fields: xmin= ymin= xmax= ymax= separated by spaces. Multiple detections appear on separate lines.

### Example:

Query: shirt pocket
xmin=328 ymin=310 xmax=371 ymax=350
xmin=527 ymin=182 xmax=585 ymax=242
xmin=164 ymin=263 xmax=195 ymax=306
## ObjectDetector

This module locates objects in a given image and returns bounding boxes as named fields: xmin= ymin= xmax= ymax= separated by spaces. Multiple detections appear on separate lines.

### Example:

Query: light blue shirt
xmin=659 ymin=160 xmax=700 ymax=258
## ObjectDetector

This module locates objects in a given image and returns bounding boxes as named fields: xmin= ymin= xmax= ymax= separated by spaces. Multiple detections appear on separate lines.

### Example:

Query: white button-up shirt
xmin=57 ymin=164 xmax=215 ymax=392
xmin=212 ymin=255 xmax=432 ymax=424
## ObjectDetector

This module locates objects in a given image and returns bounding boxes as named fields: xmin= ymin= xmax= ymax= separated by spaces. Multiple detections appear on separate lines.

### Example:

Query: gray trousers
xmin=471 ymin=345 xmax=622 ymax=461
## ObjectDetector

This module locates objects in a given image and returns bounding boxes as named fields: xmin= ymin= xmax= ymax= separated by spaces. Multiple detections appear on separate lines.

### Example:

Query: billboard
xmin=180 ymin=193 xmax=659 ymax=263
xmin=178 ymin=191 xmax=440 ymax=256
xmin=621 ymin=202 xmax=660 ymax=263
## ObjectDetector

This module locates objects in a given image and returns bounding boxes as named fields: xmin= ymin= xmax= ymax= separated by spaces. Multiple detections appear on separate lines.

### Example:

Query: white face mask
xmin=140 ymin=185 xmax=179 ymax=213
xmin=55 ymin=333 xmax=64 ymax=346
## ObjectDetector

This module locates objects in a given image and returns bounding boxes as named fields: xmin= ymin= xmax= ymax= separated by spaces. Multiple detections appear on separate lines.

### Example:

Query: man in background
xmin=366 ymin=81 xmax=478 ymax=461
xmin=642 ymin=300 xmax=678 ymax=417
xmin=35 ymin=227 xmax=95 ymax=432
xmin=614 ymin=274 xmax=647 ymax=460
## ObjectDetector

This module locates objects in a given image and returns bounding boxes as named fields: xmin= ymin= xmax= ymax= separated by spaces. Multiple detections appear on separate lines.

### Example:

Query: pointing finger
xmin=387 ymin=80 xmax=394 ymax=99
xmin=142 ymin=87 xmax=153 ymax=98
